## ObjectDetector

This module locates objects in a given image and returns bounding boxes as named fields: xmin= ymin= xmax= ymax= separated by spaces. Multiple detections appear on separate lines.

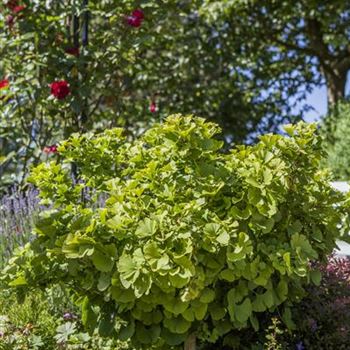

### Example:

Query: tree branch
xmin=305 ymin=18 xmax=332 ymax=60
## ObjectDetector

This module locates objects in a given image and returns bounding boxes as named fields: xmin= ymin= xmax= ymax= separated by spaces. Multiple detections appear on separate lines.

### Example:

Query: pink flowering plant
xmin=229 ymin=256 xmax=350 ymax=349
xmin=289 ymin=256 xmax=350 ymax=349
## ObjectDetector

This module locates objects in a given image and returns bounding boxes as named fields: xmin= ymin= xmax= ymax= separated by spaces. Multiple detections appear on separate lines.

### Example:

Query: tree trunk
xmin=306 ymin=18 xmax=349 ymax=107
xmin=184 ymin=333 xmax=196 ymax=350
xmin=324 ymin=68 xmax=347 ymax=107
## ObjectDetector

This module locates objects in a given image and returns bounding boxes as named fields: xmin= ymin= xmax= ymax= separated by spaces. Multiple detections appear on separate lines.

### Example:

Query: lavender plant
xmin=0 ymin=186 xmax=40 ymax=268
xmin=0 ymin=181 xmax=107 ymax=270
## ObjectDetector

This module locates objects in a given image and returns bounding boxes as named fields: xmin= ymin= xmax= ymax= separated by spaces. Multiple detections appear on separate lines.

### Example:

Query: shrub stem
xmin=184 ymin=333 xmax=196 ymax=350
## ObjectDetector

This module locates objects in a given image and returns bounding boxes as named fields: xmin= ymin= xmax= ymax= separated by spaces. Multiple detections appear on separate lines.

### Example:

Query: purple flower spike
xmin=296 ymin=341 xmax=305 ymax=350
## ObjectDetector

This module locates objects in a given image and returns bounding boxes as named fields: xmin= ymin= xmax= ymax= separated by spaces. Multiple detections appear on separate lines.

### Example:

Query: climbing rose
xmin=50 ymin=80 xmax=70 ymax=100
xmin=65 ymin=47 xmax=80 ymax=56
xmin=13 ymin=5 xmax=25 ymax=14
xmin=149 ymin=101 xmax=157 ymax=113
xmin=43 ymin=145 xmax=58 ymax=154
xmin=126 ymin=15 xmax=142 ymax=27
xmin=126 ymin=8 xmax=144 ymax=27
xmin=50 ymin=145 xmax=58 ymax=153
xmin=0 ymin=79 xmax=9 ymax=89
xmin=132 ymin=9 xmax=144 ymax=20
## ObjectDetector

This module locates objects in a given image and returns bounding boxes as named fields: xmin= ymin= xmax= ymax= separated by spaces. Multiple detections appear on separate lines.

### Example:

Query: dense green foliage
xmin=1 ymin=257 xmax=349 ymax=349
xmin=0 ymin=289 xmax=58 ymax=349
xmin=0 ymin=284 xmax=129 ymax=349
xmin=2 ymin=1 xmax=350 ymax=348
xmin=2 ymin=116 xmax=348 ymax=348
xmin=320 ymin=101 xmax=350 ymax=180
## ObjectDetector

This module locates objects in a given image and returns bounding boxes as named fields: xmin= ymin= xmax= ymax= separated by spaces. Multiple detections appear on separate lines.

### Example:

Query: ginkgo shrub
xmin=2 ymin=115 xmax=348 ymax=349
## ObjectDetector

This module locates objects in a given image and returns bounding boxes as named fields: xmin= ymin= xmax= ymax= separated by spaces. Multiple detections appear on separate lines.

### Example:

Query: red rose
xmin=50 ymin=80 xmax=70 ymax=100
xmin=13 ymin=5 xmax=25 ymax=14
xmin=126 ymin=8 xmax=144 ymax=28
xmin=49 ymin=145 xmax=58 ymax=153
xmin=0 ymin=79 xmax=9 ymax=89
xmin=43 ymin=145 xmax=58 ymax=154
xmin=126 ymin=15 xmax=142 ymax=27
xmin=149 ymin=101 xmax=157 ymax=113
xmin=65 ymin=47 xmax=80 ymax=57
xmin=132 ymin=9 xmax=144 ymax=20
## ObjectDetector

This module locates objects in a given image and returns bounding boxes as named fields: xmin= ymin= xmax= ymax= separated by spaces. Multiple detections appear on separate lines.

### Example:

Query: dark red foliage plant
xmin=292 ymin=256 xmax=350 ymax=349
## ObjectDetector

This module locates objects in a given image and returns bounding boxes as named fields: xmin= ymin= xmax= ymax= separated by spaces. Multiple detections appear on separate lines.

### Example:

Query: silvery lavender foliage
xmin=0 ymin=186 xmax=41 ymax=268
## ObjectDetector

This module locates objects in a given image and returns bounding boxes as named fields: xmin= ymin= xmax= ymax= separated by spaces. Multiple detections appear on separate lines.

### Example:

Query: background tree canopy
xmin=1 ymin=0 xmax=350 ymax=187
xmin=201 ymin=0 xmax=350 ymax=106
xmin=320 ymin=101 xmax=350 ymax=180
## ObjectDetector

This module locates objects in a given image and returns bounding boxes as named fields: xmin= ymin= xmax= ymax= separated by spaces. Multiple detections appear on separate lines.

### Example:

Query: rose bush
xmin=0 ymin=0 xmax=167 ymax=188
xmin=3 ymin=115 xmax=349 ymax=349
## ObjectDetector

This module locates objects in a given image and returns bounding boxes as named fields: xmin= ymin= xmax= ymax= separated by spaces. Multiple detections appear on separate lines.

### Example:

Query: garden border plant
xmin=2 ymin=115 xmax=349 ymax=349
